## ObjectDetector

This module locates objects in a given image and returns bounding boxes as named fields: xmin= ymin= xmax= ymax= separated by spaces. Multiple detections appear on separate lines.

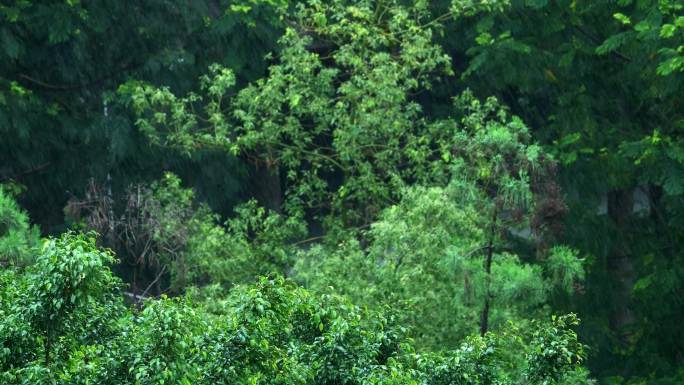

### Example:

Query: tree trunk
xmin=254 ymin=162 xmax=282 ymax=213
xmin=44 ymin=326 xmax=51 ymax=365
xmin=479 ymin=240 xmax=494 ymax=336
xmin=606 ymin=188 xmax=635 ymax=346
xmin=132 ymin=264 xmax=138 ymax=294
xmin=480 ymin=209 xmax=498 ymax=336
xmin=154 ymin=264 xmax=162 ymax=296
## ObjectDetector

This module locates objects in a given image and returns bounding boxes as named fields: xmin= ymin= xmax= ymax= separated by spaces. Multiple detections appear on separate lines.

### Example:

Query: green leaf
xmin=613 ymin=13 xmax=631 ymax=25
xmin=596 ymin=33 xmax=628 ymax=55
xmin=661 ymin=24 xmax=676 ymax=38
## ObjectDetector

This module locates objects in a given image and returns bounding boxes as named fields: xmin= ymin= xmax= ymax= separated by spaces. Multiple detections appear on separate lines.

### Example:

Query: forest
xmin=1 ymin=0 xmax=683 ymax=384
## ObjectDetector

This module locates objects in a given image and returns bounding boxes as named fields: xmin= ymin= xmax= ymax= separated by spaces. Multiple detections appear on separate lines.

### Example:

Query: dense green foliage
xmin=0 ymin=0 xmax=283 ymax=229
xmin=0 ymin=186 xmax=38 ymax=266
xmin=2 ymin=0 xmax=683 ymax=384
xmin=1 ymin=233 xmax=587 ymax=384
xmin=129 ymin=0 xmax=585 ymax=354
xmin=446 ymin=1 xmax=684 ymax=381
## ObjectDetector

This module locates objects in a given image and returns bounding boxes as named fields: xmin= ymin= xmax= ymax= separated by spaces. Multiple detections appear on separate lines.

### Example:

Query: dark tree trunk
xmin=479 ymin=240 xmax=494 ymax=336
xmin=480 ymin=209 xmax=498 ymax=336
xmin=606 ymin=188 xmax=635 ymax=346
xmin=254 ymin=163 xmax=282 ymax=213
xmin=44 ymin=326 xmax=51 ymax=365
xmin=154 ymin=264 xmax=162 ymax=296
xmin=132 ymin=264 xmax=138 ymax=294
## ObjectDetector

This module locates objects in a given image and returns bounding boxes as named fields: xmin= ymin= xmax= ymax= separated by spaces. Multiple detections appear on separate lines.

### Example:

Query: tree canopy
xmin=1 ymin=0 xmax=683 ymax=384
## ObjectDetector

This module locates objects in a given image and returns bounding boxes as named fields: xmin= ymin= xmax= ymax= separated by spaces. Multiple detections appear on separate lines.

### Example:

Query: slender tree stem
xmin=44 ymin=326 xmax=51 ymax=365
xmin=480 ymin=207 xmax=498 ymax=336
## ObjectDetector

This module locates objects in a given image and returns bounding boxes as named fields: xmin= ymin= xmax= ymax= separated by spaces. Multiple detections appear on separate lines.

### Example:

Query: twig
xmin=140 ymin=264 xmax=167 ymax=299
